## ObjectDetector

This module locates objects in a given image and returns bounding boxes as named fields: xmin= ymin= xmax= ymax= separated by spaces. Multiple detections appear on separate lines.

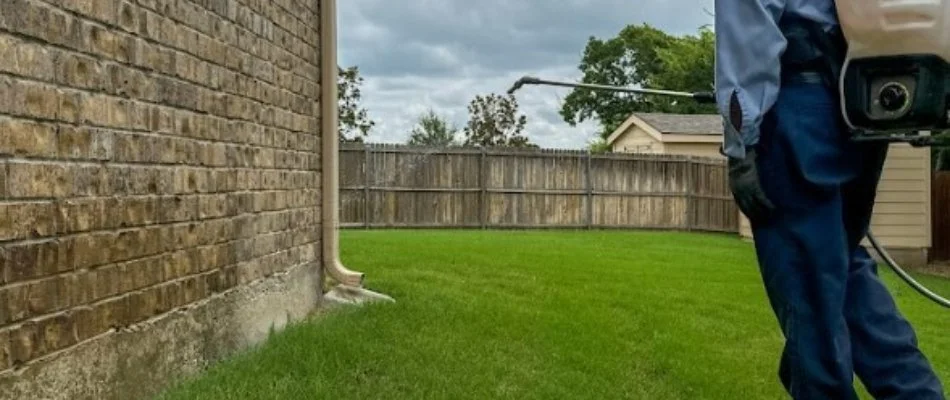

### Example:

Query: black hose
xmin=867 ymin=230 xmax=950 ymax=308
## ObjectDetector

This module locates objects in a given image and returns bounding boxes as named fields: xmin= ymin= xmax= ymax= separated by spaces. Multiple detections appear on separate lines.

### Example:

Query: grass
xmin=155 ymin=230 xmax=950 ymax=399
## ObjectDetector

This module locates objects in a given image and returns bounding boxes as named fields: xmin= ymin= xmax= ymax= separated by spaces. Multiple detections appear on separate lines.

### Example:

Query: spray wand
xmin=507 ymin=75 xmax=950 ymax=309
xmin=507 ymin=75 xmax=717 ymax=103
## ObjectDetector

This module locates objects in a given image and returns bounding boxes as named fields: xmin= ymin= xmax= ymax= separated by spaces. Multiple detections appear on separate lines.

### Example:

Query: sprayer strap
xmin=802 ymin=22 xmax=846 ymax=91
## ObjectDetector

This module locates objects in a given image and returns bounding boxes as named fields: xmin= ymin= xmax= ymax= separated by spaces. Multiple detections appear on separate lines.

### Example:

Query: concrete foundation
xmin=867 ymin=246 xmax=931 ymax=270
xmin=0 ymin=262 xmax=323 ymax=400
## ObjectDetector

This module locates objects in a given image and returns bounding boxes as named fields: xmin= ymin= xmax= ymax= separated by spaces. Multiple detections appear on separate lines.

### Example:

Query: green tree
xmin=559 ymin=24 xmax=717 ymax=139
xmin=338 ymin=65 xmax=375 ymax=142
xmin=587 ymin=137 xmax=612 ymax=154
xmin=462 ymin=93 xmax=536 ymax=148
xmin=407 ymin=109 xmax=460 ymax=146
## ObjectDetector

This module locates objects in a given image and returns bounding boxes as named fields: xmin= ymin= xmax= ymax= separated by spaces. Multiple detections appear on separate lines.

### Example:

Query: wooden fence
xmin=932 ymin=171 xmax=950 ymax=261
xmin=339 ymin=143 xmax=740 ymax=233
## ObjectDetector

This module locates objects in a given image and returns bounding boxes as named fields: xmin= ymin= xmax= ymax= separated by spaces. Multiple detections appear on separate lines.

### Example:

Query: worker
xmin=713 ymin=1 xmax=946 ymax=398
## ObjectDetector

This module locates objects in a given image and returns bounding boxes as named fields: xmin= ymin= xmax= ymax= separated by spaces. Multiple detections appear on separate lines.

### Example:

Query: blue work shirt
xmin=714 ymin=0 xmax=840 ymax=159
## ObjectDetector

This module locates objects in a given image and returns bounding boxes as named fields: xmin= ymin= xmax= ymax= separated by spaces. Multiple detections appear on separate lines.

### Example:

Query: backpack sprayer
xmin=506 ymin=72 xmax=950 ymax=308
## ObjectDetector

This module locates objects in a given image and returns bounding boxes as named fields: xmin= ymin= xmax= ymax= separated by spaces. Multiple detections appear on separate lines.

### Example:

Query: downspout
xmin=320 ymin=0 xmax=363 ymax=286
xmin=319 ymin=0 xmax=393 ymax=303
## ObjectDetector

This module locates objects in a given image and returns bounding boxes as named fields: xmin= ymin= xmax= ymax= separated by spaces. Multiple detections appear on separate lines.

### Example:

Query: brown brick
xmin=3 ymin=239 xmax=72 ymax=283
xmin=108 ymin=98 xmax=131 ymax=129
xmin=87 ymin=23 xmax=118 ymax=60
xmin=65 ymin=271 xmax=89 ymax=307
xmin=68 ymin=165 xmax=104 ymax=197
xmin=96 ymin=295 xmax=131 ymax=329
xmin=197 ymin=194 xmax=226 ymax=219
xmin=115 ymin=33 xmax=136 ymax=64
xmin=36 ymin=313 xmax=78 ymax=354
xmin=109 ymin=229 xmax=141 ymax=263
xmin=126 ymin=257 xmax=164 ymax=290
xmin=16 ymin=40 xmax=54 ymax=81
xmin=4 ymin=284 xmax=29 ymax=323
xmin=59 ymin=90 xmax=83 ymax=123
xmin=113 ymin=132 xmax=147 ymax=162
xmin=138 ymin=38 xmax=162 ymax=70
xmin=72 ymin=306 xmax=100 ymax=342
xmin=59 ymin=126 xmax=114 ymax=161
xmin=181 ymin=276 xmax=199 ymax=304
xmin=0 ymin=36 xmax=18 ymax=75
xmin=117 ymin=1 xmax=138 ymax=33
xmin=17 ymin=81 xmax=60 ymax=121
xmin=142 ymin=226 xmax=164 ymax=258
xmin=129 ymin=100 xmax=150 ymax=131
xmin=204 ymin=269 xmax=223 ymax=294
xmin=0 ymin=288 xmax=8 ymax=325
xmin=56 ymin=52 xmax=104 ymax=91
xmin=58 ymin=198 xmax=104 ymax=233
xmin=7 ymin=162 xmax=70 ymax=198
xmin=0 ymin=329 xmax=10 ymax=371
xmin=111 ymin=197 xmax=159 ymax=228
xmin=0 ymin=161 xmax=6 ymax=199
xmin=160 ymin=195 xmax=197 ymax=223
xmin=126 ymin=290 xmax=149 ymax=323
xmin=89 ymin=264 xmax=121 ymax=301
xmin=0 ymin=202 xmax=58 ymax=241
xmin=45 ymin=9 xmax=72 ymax=47
xmin=71 ymin=232 xmax=114 ymax=269
xmin=116 ymin=264 xmax=135 ymax=295
xmin=163 ymin=250 xmax=187 ymax=281
xmin=9 ymin=321 xmax=39 ymax=365
xmin=27 ymin=277 xmax=65 ymax=316
xmin=0 ymin=118 xmax=58 ymax=158
xmin=198 ymin=245 xmax=219 ymax=273
xmin=14 ymin=0 xmax=52 ymax=41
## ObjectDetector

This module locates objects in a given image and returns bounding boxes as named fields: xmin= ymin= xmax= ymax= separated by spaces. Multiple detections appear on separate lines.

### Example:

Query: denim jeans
xmin=749 ymin=78 xmax=945 ymax=399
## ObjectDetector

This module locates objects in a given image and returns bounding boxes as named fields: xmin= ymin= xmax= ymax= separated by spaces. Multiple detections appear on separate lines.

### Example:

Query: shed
xmin=606 ymin=112 xmax=933 ymax=267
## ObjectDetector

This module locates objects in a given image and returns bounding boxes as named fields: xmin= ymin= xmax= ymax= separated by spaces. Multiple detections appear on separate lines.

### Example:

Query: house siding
xmin=610 ymin=126 xmax=663 ymax=154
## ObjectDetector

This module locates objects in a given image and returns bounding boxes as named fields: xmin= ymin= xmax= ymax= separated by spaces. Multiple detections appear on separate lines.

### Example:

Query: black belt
xmin=782 ymin=70 xmax=827 ymax=84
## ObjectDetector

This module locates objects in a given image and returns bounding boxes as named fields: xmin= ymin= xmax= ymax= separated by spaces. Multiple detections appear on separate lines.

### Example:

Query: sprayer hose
xmin=867 ymin=230 xmax=950 ymax=308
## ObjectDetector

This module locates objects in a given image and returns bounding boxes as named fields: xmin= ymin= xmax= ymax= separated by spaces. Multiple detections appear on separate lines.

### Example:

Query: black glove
xmin=728 ymin=148 xmax=775 ymax=223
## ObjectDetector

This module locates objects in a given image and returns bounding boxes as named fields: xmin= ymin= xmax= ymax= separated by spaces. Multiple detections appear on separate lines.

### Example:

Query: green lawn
xmin=155 ymin=230 xmax=950 ymax=399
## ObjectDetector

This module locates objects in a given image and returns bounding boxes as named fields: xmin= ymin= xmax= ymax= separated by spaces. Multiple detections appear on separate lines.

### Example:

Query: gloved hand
xmin=728 ymin=148 xmax=775 ymax=223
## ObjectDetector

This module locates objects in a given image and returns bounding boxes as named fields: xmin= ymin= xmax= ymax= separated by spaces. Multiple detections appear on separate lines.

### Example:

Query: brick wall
xmin=0 ymin=0 xmax=322 ymax=373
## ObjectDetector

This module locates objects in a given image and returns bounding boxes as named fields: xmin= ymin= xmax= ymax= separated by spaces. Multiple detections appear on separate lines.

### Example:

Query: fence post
xmin=685 ymin=156 xmax=693 ymax=231
xmin=363 ymin=143 xmax=371 ymax=229
xmin=585 ymin=149 xmax=593 ymax=229
xmin=480 ymin=147 xmax=487 ymax=229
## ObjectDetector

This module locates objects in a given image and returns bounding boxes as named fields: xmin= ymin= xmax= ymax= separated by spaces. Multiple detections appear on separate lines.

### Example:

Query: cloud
xmin=338 ymin=0 xmax=714 ymax=149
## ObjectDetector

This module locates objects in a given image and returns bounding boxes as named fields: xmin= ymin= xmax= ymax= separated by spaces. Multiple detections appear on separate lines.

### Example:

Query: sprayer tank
xmin=836 ymin=0 xmax=950 ymax=61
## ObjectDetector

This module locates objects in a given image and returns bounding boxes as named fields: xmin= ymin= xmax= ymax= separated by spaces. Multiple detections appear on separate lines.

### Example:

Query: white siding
xmin=610 ymin=127 xmax=663 ymax=154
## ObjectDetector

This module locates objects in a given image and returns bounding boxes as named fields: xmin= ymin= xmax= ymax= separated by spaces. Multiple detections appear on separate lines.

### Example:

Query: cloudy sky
xmin=337 ymin=0 xmax=714 ymax=149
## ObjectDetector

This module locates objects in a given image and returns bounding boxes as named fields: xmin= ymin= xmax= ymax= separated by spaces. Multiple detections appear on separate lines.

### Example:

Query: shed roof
xmin=633 ymin=113 xmax=723 ymax=135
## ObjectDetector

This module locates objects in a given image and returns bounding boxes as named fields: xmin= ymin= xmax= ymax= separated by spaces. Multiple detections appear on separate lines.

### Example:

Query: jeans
xmin=749 ymin=78 xmax=945 ymax=399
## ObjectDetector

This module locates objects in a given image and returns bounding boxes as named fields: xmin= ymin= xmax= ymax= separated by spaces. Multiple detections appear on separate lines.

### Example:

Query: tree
xmin=587 ymin=137 xmax=612 ymax=154
xmin=559 ymin=24 xmax=717 ymax=139
xmin=462 ymin=93 xmax=536 ymax=148
xmin=338 ymin=65 xmax=375 ymax=142
xmin=407 ymin=109 xmax=460 ymax=146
